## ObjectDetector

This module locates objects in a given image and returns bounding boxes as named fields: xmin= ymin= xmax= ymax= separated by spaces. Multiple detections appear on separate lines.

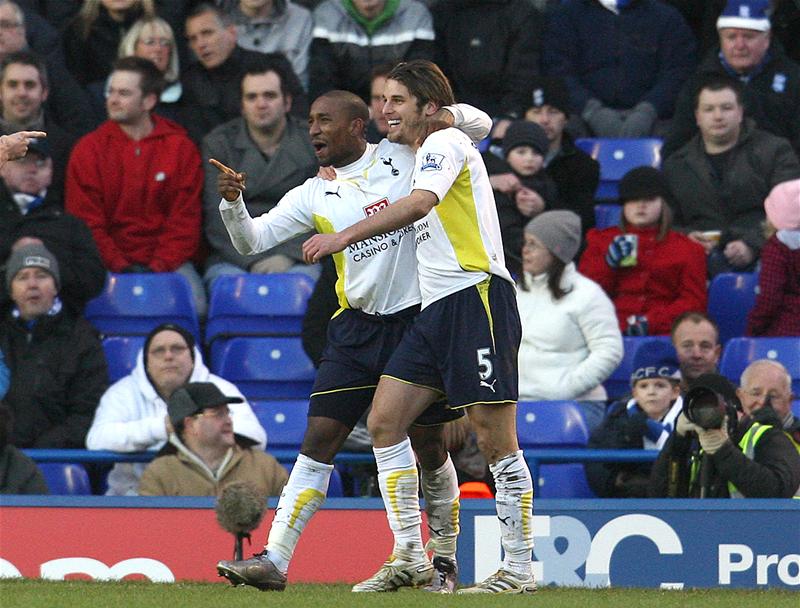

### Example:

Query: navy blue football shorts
xmin=382 ymin=276 xmax=521 ymax=409
xmin=309 ymin=306 xmax=463 ymax=428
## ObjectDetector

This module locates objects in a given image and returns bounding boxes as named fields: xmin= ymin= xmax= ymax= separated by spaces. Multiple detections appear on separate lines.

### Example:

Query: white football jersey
xmin=220 ymin=141 xmax=420 ymax=315
xmin=410 ymin=128 xmax=514 ymax=307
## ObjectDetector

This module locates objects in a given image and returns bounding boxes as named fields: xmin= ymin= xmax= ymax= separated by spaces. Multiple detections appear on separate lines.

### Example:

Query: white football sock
xmin=420 ymin=454 xmax=460 ymax=559
xmin=490 ymin=450 xmax=534 ymax=576
xmin=374 ymin=437 xmax=425 ymax=560
xmin=265 ymin=453 xmax=332 ymax=573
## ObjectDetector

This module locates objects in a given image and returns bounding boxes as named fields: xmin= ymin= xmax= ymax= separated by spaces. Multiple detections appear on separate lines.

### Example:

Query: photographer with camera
xmin=650 ymin=372 xmax=800 ymax=498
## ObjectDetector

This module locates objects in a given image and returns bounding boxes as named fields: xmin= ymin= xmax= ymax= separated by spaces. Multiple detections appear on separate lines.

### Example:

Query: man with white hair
xmin=737 ymin=359 xmax=798 ymax=435
xmin=665 ymin=0 xmax=800 ymax=157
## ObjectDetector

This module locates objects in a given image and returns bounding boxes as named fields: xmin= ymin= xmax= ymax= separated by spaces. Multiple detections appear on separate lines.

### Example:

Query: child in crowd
xmin=747 ymin=179 xmax=800 ymax=336
xmin=484 ymin=120 xmax=559 ymax=276
xmin=584 ymin=340 xmax=683 ymax=497
xmin=579 ymin=166 xmax=707 ymax=335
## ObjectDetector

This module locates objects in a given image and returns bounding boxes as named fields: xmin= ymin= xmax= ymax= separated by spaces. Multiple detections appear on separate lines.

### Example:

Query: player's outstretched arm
xmin=302 ymin=189 xmax=437 ymax=263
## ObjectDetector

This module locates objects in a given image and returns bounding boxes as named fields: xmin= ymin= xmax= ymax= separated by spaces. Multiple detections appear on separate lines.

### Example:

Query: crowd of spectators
xmin=0 ymin=0 xmax=798 ymax=499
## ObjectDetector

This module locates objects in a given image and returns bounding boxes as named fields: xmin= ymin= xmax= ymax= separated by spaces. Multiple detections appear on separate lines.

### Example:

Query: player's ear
xmin=350 ymin=117 xmax=366 ymax=136
xmin=423 ymin=101 xmax=438 ymax=117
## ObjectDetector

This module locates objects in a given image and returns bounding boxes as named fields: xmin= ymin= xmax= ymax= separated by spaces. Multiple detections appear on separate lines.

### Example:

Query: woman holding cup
xmin=579 ymin=166 xmax=707 ymax=336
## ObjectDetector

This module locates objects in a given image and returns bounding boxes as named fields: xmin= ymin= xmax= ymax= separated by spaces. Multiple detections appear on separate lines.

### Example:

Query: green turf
xmin=0 ymin=580 xmax=797 ymax=608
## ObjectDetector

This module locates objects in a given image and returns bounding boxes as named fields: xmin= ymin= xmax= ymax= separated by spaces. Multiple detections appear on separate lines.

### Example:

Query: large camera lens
xmin=685 ymin=387 xmax=726 ymax=429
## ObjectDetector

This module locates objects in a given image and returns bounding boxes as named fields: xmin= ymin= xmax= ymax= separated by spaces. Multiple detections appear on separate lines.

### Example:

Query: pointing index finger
xmin=209 ymin=158 xmax=237 ymax=175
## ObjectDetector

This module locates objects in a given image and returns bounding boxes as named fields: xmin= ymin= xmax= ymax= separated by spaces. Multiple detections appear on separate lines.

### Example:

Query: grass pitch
xmin=1 ymin=579 xmax=798 ymax=608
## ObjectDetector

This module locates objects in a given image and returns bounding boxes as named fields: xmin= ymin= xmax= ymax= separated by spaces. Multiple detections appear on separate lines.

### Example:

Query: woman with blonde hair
xmin=96 ymin=16 xmax=186 ymax=123
xmin=63 ymin=0 xmax=156 ymax=85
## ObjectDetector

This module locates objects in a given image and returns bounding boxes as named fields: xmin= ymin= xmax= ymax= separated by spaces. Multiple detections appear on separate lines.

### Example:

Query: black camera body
xmin=684 ymin=383 xmax=740 ymax=434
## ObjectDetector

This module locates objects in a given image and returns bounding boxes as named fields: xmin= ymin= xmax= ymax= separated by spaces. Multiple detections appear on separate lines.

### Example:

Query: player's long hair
xmin=388 ymin=60 xmax=455 ymax=111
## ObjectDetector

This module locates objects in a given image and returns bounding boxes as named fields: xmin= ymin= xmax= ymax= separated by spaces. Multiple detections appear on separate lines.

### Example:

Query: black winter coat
xmin=0 ymin=309 xmax=108 ymax=448
xmin=649 ymin=408 xmax=800 ymax=498
xmin=433 ymin=0 xmax=543 ymax=118
xmin=0 ymin=186 xmax=105 ymax=313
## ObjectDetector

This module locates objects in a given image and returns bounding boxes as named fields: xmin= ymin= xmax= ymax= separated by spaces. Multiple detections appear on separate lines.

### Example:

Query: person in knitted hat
xmin=484 ymin=120 xmax=558 ymax=276
xmin=747 ymin=179 xmax=800 ymax=336
xmin=579 ymin=165 xmax=707 ymax=336
xmin=524 ymin=76 xmax=600 ymax=238
xmin=517 ymin=210 xmax=622 ymax=432
xmin=4 ymin=243 xmax=61 ymax=303
xmin=585 ymin=339 xmax=683 ymax=498
xmin=663 ymin=0 xmax=800 ymax=159
xmin=1 ymin=243 xmax=108 ymax=448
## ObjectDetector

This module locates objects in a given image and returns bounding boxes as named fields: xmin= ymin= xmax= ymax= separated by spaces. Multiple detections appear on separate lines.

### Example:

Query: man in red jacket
xmin=64 ymin=56 xmax=205 ymax=315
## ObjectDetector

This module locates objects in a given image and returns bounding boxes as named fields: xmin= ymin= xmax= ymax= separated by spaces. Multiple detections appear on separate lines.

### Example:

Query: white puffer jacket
xmin=517 ymin=263 xmax=623 ymax=401
xmin=86 ymin=346 xmax=266 ymax=495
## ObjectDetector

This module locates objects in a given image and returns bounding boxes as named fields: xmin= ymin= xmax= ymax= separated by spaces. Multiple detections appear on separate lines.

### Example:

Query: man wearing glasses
xmin=138 ymin=382 xmax=287 ymax=496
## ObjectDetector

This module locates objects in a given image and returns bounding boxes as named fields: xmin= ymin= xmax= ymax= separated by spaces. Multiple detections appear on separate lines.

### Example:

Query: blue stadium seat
xmin=213 ymin=338 xmax=316 ymax=400
xmin=516 ymin=402 xmax=595 ymax=498
xmin=206 ymin=274 xmax=315 ymax=362
xmin=516 ymin=401 xmax=589 ymax=448
xmin=284 ymin=462 xmax=344 ymax=498
xmin=707 ymin=272 xmax=759 ymax=345
xmin=251 ymin=400 xmax=309 ymax=449
xmin=604 ymin=336 xmax=674 ymax=401
xmin=792 ymin=400 xmax=800 ymax=418
xmin=594 ymin=204 xmax=622 ymax=229
xmin=574 ymin=138 xmax=663 ymax=201
xmin=102 ymin=336 xmax=146 ymax=383
xmin=85 ymin=273 xmax=200 ymax=341
xmin=38 ymin=463 xmax=92 ymax=495
xmin=719 ymin=337 xmax=800 ymax=394
xmin=537 ymin=464 xmax=596 ymax=499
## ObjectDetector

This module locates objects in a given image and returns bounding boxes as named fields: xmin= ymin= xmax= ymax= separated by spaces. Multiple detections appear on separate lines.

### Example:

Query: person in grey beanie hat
xmin=523 ymin=209 xmax=582 ymax=264
xmin=517 ymin=209 xmax=622 ymax=432
xmin=5 ymin=243 xmax=60 ymax=292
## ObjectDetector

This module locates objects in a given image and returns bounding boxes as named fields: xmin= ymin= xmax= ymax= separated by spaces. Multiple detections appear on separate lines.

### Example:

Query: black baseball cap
xmin=167 ymin=382 xmax=243 ymax=427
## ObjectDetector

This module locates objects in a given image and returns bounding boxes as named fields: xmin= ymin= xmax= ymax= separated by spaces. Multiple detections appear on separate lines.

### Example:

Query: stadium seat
xmin=38 ymin=463 xmax=92 ymax=495
xmin=251 ymin=400 xmax=309 ymax=449
xmin=85 ymin=273 xmax=200 ymax=341
xmin=213 ymin=338 xmax=316 ymax=400
xmin=102 ymin=336 xmax=146 ymax=383
xmin=707 ymin=272 xmax=759 ymax=345
xmin=792 ymin=400 xmax=800 ymax=418
xmin=516 ymin=402 xmax=595 ymax=498
xmin=594 ymin=204 xmax=622 ymax=229
xmin=604 ymin=336 xmax=674 ymax=401
xmin=574 ymin=138 xmax=663 ymax=200
xmin=719 ymin=337 xmax=800 ymax=394
xmin=206 ymin=274 xmax=315 ymax=361
xmin=516 ymin=400 xmax=590 ymax=448
xmin=537 ymin=464 xmax=596 ymax=499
